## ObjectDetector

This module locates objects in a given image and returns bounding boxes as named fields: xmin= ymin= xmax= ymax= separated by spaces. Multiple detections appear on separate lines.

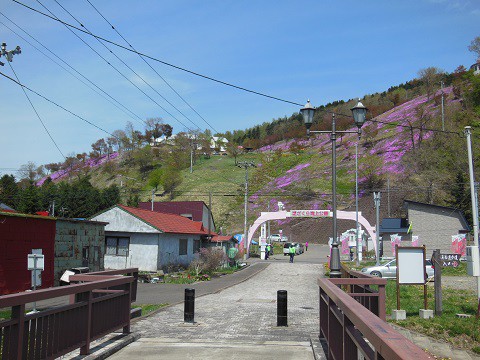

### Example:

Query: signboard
xmin=397 ymin=247 xmax=426 ymax=285
xmin=288 ymin=210 xmax=332 ymax=218
xmin=31 ymin=269 xmax=42 ymax=287
xmin=439 ymin=253 xmax=460 ymax=267
xmin=28 ymin=254 xmax=45 ymax=270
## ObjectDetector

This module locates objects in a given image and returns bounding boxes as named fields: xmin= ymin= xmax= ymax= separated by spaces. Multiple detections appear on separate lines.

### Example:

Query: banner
xmin=390 ymin=234 xmax=402 ymax=254
xmin=411 ymin=235 xmax=419 ymax=247
xmin=451 ymin=234 xmax=466 ymax=256
xmin=341 ymin=234 xmax=349 ymax=254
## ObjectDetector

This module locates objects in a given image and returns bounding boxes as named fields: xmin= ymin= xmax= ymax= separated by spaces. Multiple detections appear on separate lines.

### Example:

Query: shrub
xmin=188 ymin=247 xmax=227 ymax=275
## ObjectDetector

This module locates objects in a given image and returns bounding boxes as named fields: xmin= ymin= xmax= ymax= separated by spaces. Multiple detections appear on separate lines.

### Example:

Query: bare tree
xmin=468 ymin=35 xmax=480 ymax=61
xmin=418 ymin=67 xmax=444 ymax=101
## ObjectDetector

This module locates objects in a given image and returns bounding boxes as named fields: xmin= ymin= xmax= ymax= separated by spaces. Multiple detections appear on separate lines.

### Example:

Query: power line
xmin=84 ymin=0 xmax=220 ymax=134
xmin=34 ymin=0 xmax=192 ymax=132
xmin=6 ymin=61 xmax=66 ymax=159
xmin=12 ymin=0 xmax=304 ymax=107
xmin=52 ymin=0 xmax=201 ymax=133
xmin=0 ymin=13 xmax=145 ymax=124
xmin=0 ymin=71 xmax=120 ymax=140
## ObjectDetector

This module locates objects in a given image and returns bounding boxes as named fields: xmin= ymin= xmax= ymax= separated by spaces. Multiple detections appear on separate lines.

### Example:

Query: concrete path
xmin=109 ymin=260 xmax=322 ymax=359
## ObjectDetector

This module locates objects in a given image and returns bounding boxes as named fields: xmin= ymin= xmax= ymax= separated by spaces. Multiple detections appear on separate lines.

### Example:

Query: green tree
xmin=16 ymin=183 xmax=39 ymax=214
xmin=0 ymin=174 xmax=18 ymax=207
xmin=100 ymin=184 xmax=121 ymax=210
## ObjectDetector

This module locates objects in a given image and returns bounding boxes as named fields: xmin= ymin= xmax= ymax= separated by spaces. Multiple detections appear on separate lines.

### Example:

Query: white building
xmin=90 ymin=205 xmax=209 ymax=271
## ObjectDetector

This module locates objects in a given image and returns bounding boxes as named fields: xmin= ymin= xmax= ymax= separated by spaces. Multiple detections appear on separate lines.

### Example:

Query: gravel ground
xmin=428 ymin=275 xmax=478 ymax=292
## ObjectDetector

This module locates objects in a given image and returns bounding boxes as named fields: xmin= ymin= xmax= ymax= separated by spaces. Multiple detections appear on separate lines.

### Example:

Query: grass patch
xmin=134 ymin=304 xmax=168 ymax=316
xmin=440 ymin=262 xmax=467 ymax=276
xmin=342 ymin=261 xmax=480 ymax=353
xmin=0 ymin=309 xmax=11 ymax=320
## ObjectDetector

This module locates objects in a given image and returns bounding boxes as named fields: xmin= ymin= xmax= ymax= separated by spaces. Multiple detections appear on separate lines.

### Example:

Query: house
xmin=0 ymin=211 xmax=56 ymax=295
xmin=138 ymin=201 xmax=215 ymax=233
xmin=470 ymin=61 xmax=480 ymax=76
xmin=90 ymin=205 xmax=211 ymax=271
xmin=54 ymin=218 xmax=107 ymax=285
xmin=403 ymin=200 xmax=470 ymax=256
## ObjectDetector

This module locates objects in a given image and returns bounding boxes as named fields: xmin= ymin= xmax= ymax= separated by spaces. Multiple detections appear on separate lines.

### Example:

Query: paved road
xmin=109 ymin=254 xmax=325 ymax=359
xmin=134 ymin=244 xmax=329 ymax=306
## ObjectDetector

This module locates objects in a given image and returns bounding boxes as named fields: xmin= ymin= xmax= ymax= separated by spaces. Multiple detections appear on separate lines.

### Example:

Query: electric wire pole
xmin=237 ymin=161 xmax=256 ymax=258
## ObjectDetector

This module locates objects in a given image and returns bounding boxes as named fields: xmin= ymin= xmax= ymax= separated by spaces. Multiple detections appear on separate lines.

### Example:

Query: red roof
xmin=210 ymin=235 xmax=235 ymax=243
xmin=118 ymin=205 xmax=208 ymax=235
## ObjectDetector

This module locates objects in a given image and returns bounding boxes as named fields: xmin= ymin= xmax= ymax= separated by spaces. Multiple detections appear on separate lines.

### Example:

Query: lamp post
xmin=352 ymin=101 xmax=368 ymax=265
xmin=300 ymin=100 xmax=367 ymax=278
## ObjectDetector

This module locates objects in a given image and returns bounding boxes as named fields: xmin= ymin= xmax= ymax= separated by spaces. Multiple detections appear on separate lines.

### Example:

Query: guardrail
xmin=339 ymin=265 xmax=386 ymax=320
xmin=318 ymin=267 xmax=431 ymax=359
xmin=0 ymin=268 xmax=138 ymax=359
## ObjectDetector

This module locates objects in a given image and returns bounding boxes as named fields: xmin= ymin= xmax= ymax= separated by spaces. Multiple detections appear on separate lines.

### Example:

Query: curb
xmin=66 ymin=333 xmax=140 ymax=360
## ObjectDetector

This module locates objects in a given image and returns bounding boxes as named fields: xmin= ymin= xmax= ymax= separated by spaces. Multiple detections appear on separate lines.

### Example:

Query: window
xmin=179 ymin=239 xmax=188 ymax=256
xmin=193 ymin=239 xmax=200 ymax=253
xmin=106 ymin=237 xmax=130 ymax=256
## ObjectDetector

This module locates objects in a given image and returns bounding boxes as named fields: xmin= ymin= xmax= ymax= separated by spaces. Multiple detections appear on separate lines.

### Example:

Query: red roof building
xmin=138 ymin=201 xmax=215 ymax=233
xmin=91 ymin=204 xmax=219 ymax=272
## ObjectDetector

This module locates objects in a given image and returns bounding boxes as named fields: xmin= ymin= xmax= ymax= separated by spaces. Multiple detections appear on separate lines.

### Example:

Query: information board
xmin=397 ymin=247 xmax=426 ymax=284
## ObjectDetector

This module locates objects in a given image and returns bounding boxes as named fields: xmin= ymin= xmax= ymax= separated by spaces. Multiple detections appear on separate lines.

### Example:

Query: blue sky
xmin=0 ymin=0 xmax=479 ymax=175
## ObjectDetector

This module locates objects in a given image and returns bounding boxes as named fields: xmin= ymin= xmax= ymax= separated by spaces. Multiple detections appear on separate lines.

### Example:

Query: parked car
xmin=361 ymin=259 xmax=434 ymax=279
xmin=280 ymin=235 xmax=288 ymax=242
xmin=283 ymin=242 xmax=304 ymax=255
xmin=268 ymin=234 xmax=281 ymax=242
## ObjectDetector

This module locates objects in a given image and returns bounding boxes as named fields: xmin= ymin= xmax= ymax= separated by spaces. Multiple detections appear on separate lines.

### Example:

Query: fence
xmin=0 ymin=268 xmax=138 ymax=360
xmin=318 ymin=268 xmax=431 ymax=360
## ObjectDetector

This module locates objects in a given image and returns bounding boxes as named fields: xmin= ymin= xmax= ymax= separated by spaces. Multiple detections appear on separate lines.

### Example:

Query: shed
xmin=0 ymin=211 xmax=56 ymax=295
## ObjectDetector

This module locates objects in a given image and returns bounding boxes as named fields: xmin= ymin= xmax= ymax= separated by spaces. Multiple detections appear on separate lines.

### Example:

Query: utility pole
xmin=151 ymin=189 xmax=155 ymax=211
xmin=441 ymin=81 xmax=445 ymax=131
xmin=0 ymin=42 xmax=22 ymax=66
xmin=374 ymin=192 xmax=381 ymax=266
xmin=237 ymin=161 xmax=256 ymax=259
xmin=464 ymin=126 xmax=480 ymax=316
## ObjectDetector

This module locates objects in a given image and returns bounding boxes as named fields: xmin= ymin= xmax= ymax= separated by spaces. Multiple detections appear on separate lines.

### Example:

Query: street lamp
xmin=301 ymin=100 xmax=368 ymax=278
xmin=351 ymin=101 xmax=368 ymax=266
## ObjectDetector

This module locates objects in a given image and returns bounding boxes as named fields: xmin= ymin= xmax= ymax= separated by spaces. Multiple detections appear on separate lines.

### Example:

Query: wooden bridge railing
xmin=0 ymin=268 xmax=138 ymax=360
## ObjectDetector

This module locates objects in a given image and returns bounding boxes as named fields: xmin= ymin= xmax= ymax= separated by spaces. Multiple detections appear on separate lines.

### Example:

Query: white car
xmin=361 ymin=259 xmax=434 ymax=279
xmin=268 ymin=234 xmax=281 ymax=242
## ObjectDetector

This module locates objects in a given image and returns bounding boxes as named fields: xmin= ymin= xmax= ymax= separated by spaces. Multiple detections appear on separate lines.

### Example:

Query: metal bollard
xmin=184 ymin=288 xmax=195 ymax=323
xmin=277 ymin=290 xmax=288 ymax=326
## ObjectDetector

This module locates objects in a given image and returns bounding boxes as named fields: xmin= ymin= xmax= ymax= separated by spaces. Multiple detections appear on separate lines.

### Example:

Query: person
xmin=265 ymin=244 xmax=270 ymax=260
xmin=289 ymin=244 xmax=295 ymax=263
xmin=305 ymin=241 xmax=309 ymax=251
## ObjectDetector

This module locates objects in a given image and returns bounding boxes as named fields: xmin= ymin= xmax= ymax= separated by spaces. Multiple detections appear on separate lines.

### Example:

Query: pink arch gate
xmin=246 ymin=209 xmax=377 ymax=256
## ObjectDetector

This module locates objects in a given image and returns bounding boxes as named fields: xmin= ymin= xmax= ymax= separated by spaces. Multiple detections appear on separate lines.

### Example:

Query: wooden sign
xmin=439 ymin=253 xmax=460 ymax=267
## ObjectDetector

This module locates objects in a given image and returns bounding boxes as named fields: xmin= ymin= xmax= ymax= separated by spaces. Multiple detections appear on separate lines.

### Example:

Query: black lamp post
xmin=301 ymin=100 xmax=368 ymax=278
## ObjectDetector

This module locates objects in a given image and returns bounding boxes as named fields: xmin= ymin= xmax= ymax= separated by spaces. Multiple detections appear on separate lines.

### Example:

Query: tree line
xmin=0 ymin=174 xmax=120 ymax=218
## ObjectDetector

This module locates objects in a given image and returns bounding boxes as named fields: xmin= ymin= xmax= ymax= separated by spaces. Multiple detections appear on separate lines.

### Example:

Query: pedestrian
xmin=305 ymin=241 xmax=309 ymax=251
xmin=265 ymin=244 xmax=270 ymax=260
xmin=289 ymin=244 xmax=295 ymax=263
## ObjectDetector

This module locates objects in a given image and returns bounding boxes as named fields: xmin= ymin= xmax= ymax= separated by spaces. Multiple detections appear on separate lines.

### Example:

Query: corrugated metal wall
xmin=54 ymin=220 xmax=105 ymax=284
xmin=0 ymin=214 xmax=56 ymax=295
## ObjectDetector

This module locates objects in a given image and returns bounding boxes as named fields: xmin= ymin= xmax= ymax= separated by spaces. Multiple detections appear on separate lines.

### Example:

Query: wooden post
xmin=13 ymin=304 xmax=25 ymax=360
xmin=80 ymin=291 xmax=93 ymax=355
xmin=433 ymin=249 xmax=442 ymax=316
xmin=396 ymin=245 xmax=401 ymax=310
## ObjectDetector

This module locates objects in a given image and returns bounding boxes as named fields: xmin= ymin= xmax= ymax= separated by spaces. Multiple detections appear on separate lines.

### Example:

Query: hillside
xmin=5 ymin=69 xmax=480 ymax=243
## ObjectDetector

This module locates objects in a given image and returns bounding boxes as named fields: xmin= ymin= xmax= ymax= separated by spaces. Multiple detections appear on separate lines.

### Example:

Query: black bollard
xmin=184 ymin=288 xmax=195 ymax=323
xmin=277 ymin=290 xmax=288 ymax=326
